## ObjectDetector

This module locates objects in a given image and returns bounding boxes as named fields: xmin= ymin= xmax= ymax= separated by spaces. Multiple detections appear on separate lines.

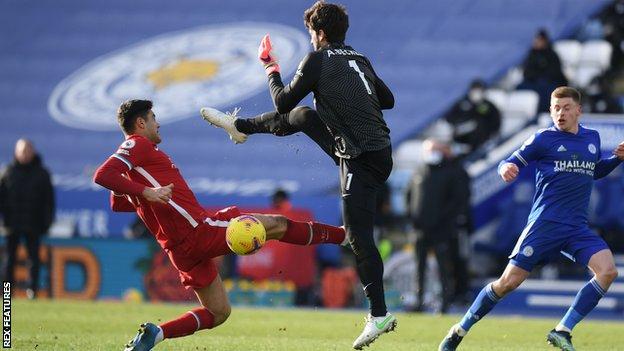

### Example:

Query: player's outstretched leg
xmin=352 ymin=313 xmax=397 ymax=350
xmin=124 ymin=276 xmax=230 ymax=350
xmin=437 ymin=282 xmax=501 ymax=351
xmin=200 ymin=106 xmax=338 ymax=163
xmin=547 ymin=249 xmax=617 ymax=351
xmin=200 ymin=107 xmax=248 ymax=144
xmin=257 ymin=213 xmax=348 ymax=246
xmin=124 ymin=322 xmax=160 ymax=351
xmin=438 ymin=264 xmax=529 ymax=350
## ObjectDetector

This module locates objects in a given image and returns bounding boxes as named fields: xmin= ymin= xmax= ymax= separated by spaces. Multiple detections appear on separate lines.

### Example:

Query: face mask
xmin=468 ymin=89 xmax=484 ymax=103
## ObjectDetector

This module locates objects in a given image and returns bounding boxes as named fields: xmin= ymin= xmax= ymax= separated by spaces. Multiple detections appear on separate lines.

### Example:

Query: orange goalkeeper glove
xmin=258 ymin=34 xmax=280 ymax=75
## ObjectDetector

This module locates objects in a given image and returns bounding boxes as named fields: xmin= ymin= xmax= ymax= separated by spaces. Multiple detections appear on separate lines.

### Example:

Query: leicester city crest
xmin=48 ymin=23 xmax=309 ymax=131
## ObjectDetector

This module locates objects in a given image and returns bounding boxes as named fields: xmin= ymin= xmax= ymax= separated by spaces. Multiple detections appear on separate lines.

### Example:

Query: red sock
xmin=281 ymin=220 xmax=345 ymax=245
xmin=160 ymin=307 xmax=215 ymax=339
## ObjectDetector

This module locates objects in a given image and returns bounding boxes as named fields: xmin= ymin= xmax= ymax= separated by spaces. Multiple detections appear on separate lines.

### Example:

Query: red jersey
xmin=94 ymin=135 xmax=208 ymax=248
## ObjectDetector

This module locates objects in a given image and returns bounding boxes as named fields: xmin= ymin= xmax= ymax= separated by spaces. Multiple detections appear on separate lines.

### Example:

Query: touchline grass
xmin=11 ymin=299 xmax=623 ymax=350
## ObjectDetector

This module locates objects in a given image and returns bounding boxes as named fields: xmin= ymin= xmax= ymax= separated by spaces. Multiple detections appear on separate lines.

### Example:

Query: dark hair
xmin=117 ymin=99 xmax=153 ymax=134
xmin=469 ymin=79 xmax=486 ymax=90
xmin=272 ymin=189 xmax=289 ymax=203
xmin=303 ymin=1 xmax=349 ymax=43
xmin=552 ymin=86 xmax=581 ymax=104
xmin=535 ymin=28 xmax=551 ymax=44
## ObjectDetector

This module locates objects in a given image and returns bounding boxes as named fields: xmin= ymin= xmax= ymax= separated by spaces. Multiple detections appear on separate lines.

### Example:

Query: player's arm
xmin=267 ymin=52 xmax=320 ymax=114
xmin=594 ymin=141 xmax=624 ymax=179
xmin=258 ymin=34 xmax=319 ymax=113
xmin=364 ymin=57 xmax=394 ymax=110
xmin=93 ymin=157 xmax=173 ymax=204
xmin=110 ymin=192 xmax=136 ymax=212
xmin=375 ymin=77 xmax=394 ymax=110
xmin=498 ymin=132 xmax=544 ymax=182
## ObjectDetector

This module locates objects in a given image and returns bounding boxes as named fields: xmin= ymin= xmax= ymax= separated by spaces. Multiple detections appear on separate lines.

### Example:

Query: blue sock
xmin=559 ymin=278 xmax=605 ymax=331
xmin=459 ymin=283 xmax=501 ymax=332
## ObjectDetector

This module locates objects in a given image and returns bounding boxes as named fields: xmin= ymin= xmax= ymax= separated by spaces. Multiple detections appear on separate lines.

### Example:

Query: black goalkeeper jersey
xmin=267 ymin=43 xmax=394 ymax=159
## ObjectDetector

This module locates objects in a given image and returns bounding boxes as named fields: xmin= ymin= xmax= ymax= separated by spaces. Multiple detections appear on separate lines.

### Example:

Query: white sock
xmin=555 ymin=324 xmax=571 ymax=334
xmin=154 ymin=326 xmax=164 ymax=344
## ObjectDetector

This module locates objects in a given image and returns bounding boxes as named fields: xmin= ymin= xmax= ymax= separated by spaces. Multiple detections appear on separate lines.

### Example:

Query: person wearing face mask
xmin=443 ymin=79 xmax=502 ymax=158
xmin=0 ymin=138 xmax=55 ymax=300
xmin=583 ymin=75 xmax=623 ymax=114
xmin=406 ymin=138 xmax=471 ymax=314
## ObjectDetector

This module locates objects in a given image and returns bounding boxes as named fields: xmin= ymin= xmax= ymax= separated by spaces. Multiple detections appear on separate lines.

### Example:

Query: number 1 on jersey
xmin=349 ymin=60 xmax=372 ymax=94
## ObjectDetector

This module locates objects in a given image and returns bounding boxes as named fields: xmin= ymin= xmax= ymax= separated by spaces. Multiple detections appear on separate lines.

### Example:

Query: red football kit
xmin=94 ymin=134 xmax=238 ymax=288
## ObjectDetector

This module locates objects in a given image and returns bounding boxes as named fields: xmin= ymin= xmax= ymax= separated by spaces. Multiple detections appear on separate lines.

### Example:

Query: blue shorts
xmin=509 ymin=220 xmax=609 ymax=272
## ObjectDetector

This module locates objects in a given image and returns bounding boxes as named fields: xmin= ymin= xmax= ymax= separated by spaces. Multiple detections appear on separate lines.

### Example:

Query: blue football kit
xmin=500 ymin=125 xmax=622 ymax=271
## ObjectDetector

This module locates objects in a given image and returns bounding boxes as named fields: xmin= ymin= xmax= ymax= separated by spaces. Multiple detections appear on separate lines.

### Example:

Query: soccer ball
xmin=226 ymin=215 xmax=266 ymax=255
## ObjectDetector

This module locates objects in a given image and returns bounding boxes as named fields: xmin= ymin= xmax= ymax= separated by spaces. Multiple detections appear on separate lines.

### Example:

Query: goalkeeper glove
xmin=258 ymin=34 xmax=280 ymax=75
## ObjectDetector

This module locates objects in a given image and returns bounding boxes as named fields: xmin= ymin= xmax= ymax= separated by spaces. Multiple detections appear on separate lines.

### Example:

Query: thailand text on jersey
xmin=267 ymin=43 xmax=394 ymax=159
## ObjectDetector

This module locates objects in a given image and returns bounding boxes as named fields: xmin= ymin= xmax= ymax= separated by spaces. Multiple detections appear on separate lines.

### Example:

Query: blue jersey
xmin=501 ymin=125 xmax=621 ymax=226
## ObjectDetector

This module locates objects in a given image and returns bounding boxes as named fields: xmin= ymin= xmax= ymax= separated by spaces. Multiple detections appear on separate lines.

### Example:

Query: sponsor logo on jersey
xmin=557 ymin=145 xmax=567 ymax=152
xmin=588 ymin=143 xmax=597 ymax=154
xmin=553 ymin=159 xmax=596 ymax=176
xmin=48 ymin=23 xmax=308 ymax=131
xmin=522 ymin=246 xmax=534 ymax=257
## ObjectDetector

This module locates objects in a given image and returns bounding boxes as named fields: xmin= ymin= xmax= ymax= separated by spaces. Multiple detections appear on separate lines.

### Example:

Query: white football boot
xmin=352 ymin=312 xmax=397 ymax=349
xmin=200 ymin=107 xmax=248 ymax=144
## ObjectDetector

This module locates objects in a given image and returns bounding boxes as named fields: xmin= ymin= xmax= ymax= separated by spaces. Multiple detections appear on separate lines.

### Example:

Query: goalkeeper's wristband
xmin=264 ymin=62 xmax=280 ymax=75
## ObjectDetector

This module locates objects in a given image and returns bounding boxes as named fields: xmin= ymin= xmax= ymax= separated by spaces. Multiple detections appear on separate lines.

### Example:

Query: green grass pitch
xmin=11 ymin=299 xmax=623 ymax=350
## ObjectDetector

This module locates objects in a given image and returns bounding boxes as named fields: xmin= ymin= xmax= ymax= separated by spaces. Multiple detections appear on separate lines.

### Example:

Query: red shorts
xmin=164 ymin=206 xmax=240 ymax=289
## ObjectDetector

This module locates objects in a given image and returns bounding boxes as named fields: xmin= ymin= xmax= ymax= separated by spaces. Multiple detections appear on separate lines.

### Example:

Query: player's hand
xmin=258 ymin=34 xmax=280 ymax=75
xmin=142 ymin=183 xmax=174 ymax=204
xmin=613 ymin=142 xmax=624 ymax=160
xmin=499 ymin=163 xmax=519 ymax=183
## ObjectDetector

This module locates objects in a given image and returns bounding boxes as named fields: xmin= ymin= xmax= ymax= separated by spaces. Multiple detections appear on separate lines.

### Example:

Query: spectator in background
xmin=583 ymin=75 xmax=623 ymax=114
xmin=518 ymin=28 xmax=568 ymax=112
xmin=444 ymin=79 xmax=501 ymax=159
xmin=599 ymin=0 xmax=624 ymax=72
xmin=271 ymin=188 xmax=292 ymax=212
xmin=0 ymin=139 xmax=55 ymax=299
xmin=406 ymin=138 xmax=470 ymax=313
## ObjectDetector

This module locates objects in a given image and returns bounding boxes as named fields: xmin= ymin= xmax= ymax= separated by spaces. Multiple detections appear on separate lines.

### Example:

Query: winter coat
xmin=0 ymin=155 xmax=55 ymax=235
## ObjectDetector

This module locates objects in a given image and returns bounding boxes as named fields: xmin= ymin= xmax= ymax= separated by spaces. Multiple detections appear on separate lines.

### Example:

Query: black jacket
xmin=407 ymin=159 xmax=471 ymax=239
xmin=522 ymin=47 xmax=568 ymax=86
xmin=444 ymin=98 xmax=501 ymax=153
xmin=0 ymin=155 xmax=55 ymax=235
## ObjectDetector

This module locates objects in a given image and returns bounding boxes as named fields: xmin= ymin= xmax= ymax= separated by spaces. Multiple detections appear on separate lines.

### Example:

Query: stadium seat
xmin=485 ymin=89 xmax=508 ymax=112
xmin=554 ymin=40 xmax=582 ymax=69
xmin=573 ymin=65 xmax=603 ymax=88
xmin=497 ymin=67 xmax=524 ymax=91
xmin=507 ymin=90 xmax=539 ymax=119
xmin=579 ymin=40 xmax=612 ymax=71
